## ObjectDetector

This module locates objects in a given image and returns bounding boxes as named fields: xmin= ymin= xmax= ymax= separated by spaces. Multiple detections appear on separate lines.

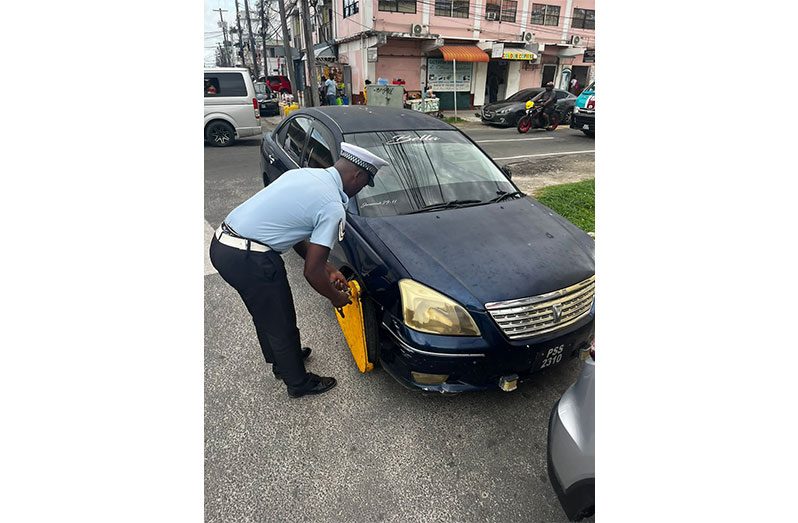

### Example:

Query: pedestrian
xmin=487 ymin=74 xmax=499 ymax=103
xmin=325 ymin=75 xmax=337 ymax=106
xmin=205 ymin=79 xmax=217 ymax=95
xmin=363 ymin=79 xmax=371 ymax=105
xmin=209 ymin=143 xmax=389 ymax=398
xmin=570 ymin=77 xmax=580 ymax=95
xmin=319 ymin=75 xmax=327 ymax=105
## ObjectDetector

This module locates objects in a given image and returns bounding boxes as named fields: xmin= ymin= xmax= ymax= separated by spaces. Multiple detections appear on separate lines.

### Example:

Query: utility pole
xmin=300 ymin=0 xmax=320 ymax=106
xmin=244 ymin=0 xmax=260 ymax=80
xmin=234 ymin=1 xmax=245 ymax=67
xmin=259 ymin=0 xmax=269 ymax=76
xmin=213 ymin=8 xmax=230 ymax=66
xmin=277 ymin=0 xmax=298 ymax=100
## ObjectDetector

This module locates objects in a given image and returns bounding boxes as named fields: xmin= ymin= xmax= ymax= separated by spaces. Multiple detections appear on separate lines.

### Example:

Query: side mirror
xmin=501 ymin=165 xmax=512 ymax=180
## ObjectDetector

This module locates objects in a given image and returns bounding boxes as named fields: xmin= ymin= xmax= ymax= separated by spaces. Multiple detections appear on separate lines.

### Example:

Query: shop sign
xmin=583 ymin=49 xmax=595 ymax=63
xmin=491 ymin=43 xmax=504 ymax=58
xmin=502 ymin=50 xmax=537 ymax=60
xmin=426 ymin=58 xmax=473 ymax=92
xmin=367 ymin=48 xmax=378 ymax=62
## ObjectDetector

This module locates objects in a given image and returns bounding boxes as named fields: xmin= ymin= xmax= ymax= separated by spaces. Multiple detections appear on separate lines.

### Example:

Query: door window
xmin=303 ymin=122 xmax=336 ymax=168
xmin=278 ymin=117 xmax=312 ymax=164
xmin=204 ymin=73 xmax=247 ymax=97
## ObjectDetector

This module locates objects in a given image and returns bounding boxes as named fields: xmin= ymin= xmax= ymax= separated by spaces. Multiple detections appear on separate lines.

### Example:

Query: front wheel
xmin=517 ymin=115 xmax=532 ymax=133
xmin=561 ymin=109 xmax=573 ymax=125
xmin=205 ymin=121 xmax=235 ymax=147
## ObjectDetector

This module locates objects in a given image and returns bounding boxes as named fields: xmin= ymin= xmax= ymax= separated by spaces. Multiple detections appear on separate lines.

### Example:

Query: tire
xmin=516 ymin=115 xmax=532 ymax=134
xmin=353 ymin=278 xmax=381 ymax=368
xmin=582 ymin=130 xmax=594 ymax=138
xmin=262 ymin=172 xmax=270 ymax=187
xmin=205 ymin=120 xmax=235 ymax=147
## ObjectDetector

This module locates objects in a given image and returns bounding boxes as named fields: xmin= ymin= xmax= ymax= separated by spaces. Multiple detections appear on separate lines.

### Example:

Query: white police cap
xmin=339 ymin=142 xmax=389 ymax=186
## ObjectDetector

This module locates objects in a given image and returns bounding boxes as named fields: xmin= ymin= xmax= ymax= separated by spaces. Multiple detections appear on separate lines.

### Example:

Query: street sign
xmin=583 ymin=49 xmax=595 ymax=62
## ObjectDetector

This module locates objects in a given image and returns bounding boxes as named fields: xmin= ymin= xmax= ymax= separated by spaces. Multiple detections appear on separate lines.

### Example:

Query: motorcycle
xmin=516 ymin=100 xmax=556 ymax=133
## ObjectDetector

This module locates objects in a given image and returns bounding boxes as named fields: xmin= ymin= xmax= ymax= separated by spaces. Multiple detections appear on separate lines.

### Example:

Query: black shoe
xmin=272 ymin=347 xmax=312 ymax=380
xmin=287 ymin=373 xmax=337 ymax=398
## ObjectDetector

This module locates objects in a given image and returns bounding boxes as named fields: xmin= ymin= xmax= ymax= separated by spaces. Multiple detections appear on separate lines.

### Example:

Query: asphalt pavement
xmin=204 ymin=119 xmax=593 ymax=522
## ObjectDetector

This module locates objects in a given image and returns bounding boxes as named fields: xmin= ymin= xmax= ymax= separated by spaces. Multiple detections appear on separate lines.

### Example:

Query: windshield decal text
xmin=360 ymin=199 xmax=398 ymax=207
xmin=384 ymin=134 xmax=441 ymax=145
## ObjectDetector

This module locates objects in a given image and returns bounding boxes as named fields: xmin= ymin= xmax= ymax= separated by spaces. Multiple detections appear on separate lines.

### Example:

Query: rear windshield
xmin=345 ymin=130 xmax=515 ymax=217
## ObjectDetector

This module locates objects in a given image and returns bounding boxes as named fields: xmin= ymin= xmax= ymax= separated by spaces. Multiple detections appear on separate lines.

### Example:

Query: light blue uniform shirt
xmin=224 ymin=167 xmax=348 ymax=253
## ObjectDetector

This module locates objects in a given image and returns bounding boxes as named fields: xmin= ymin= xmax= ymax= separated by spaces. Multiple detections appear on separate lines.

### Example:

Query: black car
xmin=479 ymin=88 xmax=576 ymax=127
xmin=255 ymin=82 xmax=279 ymax=117
xmin=260 ymin=106 xmax=595 ymax=393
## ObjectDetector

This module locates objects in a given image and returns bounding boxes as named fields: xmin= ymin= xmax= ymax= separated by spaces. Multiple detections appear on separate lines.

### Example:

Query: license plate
xmin=537 ymin=343 xmax=570 ymax=370
xmin=582 ymin=124 xmax=589 ymax=130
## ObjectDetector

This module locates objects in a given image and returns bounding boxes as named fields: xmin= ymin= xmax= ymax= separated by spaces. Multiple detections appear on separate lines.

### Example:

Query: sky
xmin=205 ymin=0 xmax=240 ymax=66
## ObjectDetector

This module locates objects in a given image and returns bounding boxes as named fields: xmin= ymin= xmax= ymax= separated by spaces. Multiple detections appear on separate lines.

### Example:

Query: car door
xmin=262 ymin=115 xmax=311 ymax=185
xmin=302 ymin=120 xmax=338 ymax=169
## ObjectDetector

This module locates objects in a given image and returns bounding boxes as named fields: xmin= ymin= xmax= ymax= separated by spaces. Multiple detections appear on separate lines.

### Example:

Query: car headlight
xmin=398 ymin=279 xmax=480 ymax=336
xmin=574 ymin=106 xmax=580 ymax=113
xmin=496 ymin=107 xmax=512 ymax=114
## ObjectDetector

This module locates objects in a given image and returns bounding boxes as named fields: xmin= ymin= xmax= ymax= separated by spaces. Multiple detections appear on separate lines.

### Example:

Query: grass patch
xmin=443 ymin=117 xmax=467 ymax=124
xmin=533 ymin=178 xmax=595 ymax=233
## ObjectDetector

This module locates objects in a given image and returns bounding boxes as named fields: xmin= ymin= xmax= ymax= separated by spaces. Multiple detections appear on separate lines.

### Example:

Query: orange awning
xmin=437 ymin=45 xmax=489 ymax=62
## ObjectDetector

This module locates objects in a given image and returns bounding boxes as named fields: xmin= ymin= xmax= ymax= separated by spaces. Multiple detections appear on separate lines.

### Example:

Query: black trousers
xmin=209 ymin=236 xmax=307 ymax=388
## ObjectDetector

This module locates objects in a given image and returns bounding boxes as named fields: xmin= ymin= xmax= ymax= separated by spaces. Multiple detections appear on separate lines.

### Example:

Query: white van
xmin=204 ymin=68 xmax=261 ymax=147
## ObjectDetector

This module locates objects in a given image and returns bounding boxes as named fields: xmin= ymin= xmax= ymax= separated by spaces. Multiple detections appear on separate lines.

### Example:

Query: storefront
xmin=427 ymin=45 xmax=489 ymax=111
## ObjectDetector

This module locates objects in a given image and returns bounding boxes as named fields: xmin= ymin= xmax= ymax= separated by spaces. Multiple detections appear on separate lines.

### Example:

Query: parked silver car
xmin=547 ymin=341 xmax=595 ymax=520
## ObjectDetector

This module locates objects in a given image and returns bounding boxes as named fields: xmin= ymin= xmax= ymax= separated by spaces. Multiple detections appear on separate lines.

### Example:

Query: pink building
xmin=306 ymin=0 xmax=594 ymax=109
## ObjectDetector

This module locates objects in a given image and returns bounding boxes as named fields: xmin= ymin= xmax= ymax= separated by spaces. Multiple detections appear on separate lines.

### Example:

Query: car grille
xmin=485 ymin=276 xmax=595 ymax=340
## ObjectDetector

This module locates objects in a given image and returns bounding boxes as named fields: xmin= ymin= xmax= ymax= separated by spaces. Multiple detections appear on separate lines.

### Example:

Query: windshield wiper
xmin=487 ymin=191 xmax=526 ymax=203
xmin=408 ymin=199 xmax=483 ymax=214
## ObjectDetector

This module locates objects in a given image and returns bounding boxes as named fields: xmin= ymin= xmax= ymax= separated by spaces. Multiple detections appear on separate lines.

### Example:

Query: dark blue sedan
xmin=260 ymin=106 xmax=595 ymax=393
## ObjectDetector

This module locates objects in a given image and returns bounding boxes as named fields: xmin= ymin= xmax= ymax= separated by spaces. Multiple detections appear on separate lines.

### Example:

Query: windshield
xmin=345 ymin=130 xmax=516 ymax=217
xmin=254 ymin=83 xmax=270 ymax=95
xmin=506 ymin=89 xmax=540 ymax=102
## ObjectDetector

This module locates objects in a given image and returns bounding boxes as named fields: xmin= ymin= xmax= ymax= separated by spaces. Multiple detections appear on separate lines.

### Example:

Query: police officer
xmin=209 ymin=143 xmax=389 ymax=398
xmin=530 ymin=81 xmax=559 ymax=130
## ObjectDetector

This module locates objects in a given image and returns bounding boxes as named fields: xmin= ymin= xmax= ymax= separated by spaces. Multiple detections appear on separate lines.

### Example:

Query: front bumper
xmin=478 ymin=109 xmax=515 ymax=126
xmin=378 ymin=313 xmax=594 ymax=393
xmin=570 ymin=111 xmax=595 ymax=132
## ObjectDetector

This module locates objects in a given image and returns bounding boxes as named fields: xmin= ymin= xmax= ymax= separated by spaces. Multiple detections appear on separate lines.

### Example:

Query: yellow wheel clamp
xmin=334 ymin=280 xmax=374 ymax=373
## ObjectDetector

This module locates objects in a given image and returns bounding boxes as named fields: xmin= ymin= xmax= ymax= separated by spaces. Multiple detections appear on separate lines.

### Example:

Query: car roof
xmin=295 ymin=106 xmax=455 ymax=134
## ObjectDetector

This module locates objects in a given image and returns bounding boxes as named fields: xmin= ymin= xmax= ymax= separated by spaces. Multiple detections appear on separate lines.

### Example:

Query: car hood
xmin=362 ymin=198 xmax=594 ymax=307
xmin=483 ymin=101 xmax=523 ymax=112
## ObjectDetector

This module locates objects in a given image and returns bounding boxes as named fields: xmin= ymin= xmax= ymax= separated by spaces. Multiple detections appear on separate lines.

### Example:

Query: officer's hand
xmin=331 ymin=291 xmax=352 ymax=309
xmin=326 ymin=265 xmax=347 ymax=290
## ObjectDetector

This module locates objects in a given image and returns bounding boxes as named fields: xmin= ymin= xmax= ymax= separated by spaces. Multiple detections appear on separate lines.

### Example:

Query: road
xmin=204 ymin=121 xmax=593 ymax=522
xmin=458 ymin=123 xmax=595 ymax=165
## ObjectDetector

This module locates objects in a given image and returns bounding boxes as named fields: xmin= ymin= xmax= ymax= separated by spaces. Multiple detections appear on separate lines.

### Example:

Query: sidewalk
xmin=259 ymin=107 xmax=484 ymax=128
xmin=439 ymin=109 xmax=482 ymax=123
